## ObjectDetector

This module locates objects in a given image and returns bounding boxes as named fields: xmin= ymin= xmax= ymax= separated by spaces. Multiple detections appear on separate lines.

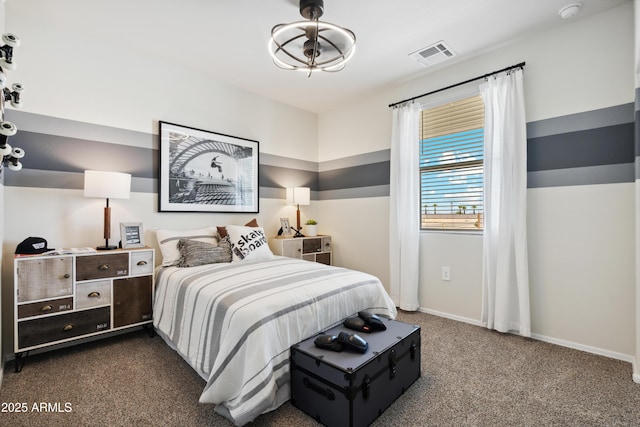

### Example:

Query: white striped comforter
xmin=153 ymin=256 xmax=397 ymax=426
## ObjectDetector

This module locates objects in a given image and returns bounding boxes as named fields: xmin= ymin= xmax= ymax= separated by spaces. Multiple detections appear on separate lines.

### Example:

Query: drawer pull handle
xmin=41 ymin=305 xmax=53 ymax=312
xmin=62 ymin=324 xmax=74 ymax=332
xmin=64 ymin=273 xmax=71 ymax=279
xmin=137 ymin=260 xmax=148 ymax=266
xmin=88 ymin=291 xmax=101 ymax=298
xmin=98 ymin=264 xmax=110 ymax=271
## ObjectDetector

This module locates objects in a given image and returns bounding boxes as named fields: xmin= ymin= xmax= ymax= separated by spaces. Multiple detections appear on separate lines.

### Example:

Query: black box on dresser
xmin=290 ymin=317 xmax=421 ymax=427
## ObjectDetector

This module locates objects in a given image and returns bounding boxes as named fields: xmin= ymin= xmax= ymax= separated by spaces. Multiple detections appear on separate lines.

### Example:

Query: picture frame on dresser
xmin=120 ymin=222 xmax=144 ymax=248
xmin=280 ymin=218 xmax=291 ymax=236
xmin=158 ymin=121 xmax=259 ymax=213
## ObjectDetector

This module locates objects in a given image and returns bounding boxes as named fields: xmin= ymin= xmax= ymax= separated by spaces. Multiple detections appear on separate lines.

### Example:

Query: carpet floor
xmin=2 ymin=311 xmax=640 ymax=426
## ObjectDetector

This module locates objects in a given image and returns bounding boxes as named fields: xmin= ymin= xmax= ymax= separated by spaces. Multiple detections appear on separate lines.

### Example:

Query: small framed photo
xmin=120 ymin=222 xmax=145 ymax=248
xmin=280 ymin=218 xmax=291 ymax=235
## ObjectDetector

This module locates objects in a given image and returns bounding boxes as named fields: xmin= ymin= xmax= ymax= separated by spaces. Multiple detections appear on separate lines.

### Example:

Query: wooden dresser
xmin=14 ymin=247 xmax=154 ymax=371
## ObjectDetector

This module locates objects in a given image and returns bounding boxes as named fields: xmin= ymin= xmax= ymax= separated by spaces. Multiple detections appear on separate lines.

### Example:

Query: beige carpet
xmin=2 ymin=311 xmax=640 ymax=426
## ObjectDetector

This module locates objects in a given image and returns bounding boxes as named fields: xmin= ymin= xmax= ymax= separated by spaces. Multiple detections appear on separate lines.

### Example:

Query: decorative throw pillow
xmin=217 ymin=218 xmax=259 ymax=238
xmin=225 ymin=225 xmax=273 ymax=262
xmin=155 ymin=227 xmax=218 ymax=266
xmin=177 ymin=236 xmax=232 ymax=267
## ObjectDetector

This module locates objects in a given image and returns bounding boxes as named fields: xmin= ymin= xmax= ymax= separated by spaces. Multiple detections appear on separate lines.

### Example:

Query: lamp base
xmin=96 ymin=245 xmax=118 ymax=250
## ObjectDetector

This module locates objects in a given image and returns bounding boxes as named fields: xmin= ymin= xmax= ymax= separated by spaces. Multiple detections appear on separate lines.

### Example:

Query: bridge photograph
xmin=158 ymin=122 xmax=259 ymax=213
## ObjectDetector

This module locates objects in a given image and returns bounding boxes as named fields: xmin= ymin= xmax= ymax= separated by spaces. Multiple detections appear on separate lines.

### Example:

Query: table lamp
xmin=84 ymin=170 xmax=131 ymax=250
xmin=286 ymin=187 xmax=310 ymax=237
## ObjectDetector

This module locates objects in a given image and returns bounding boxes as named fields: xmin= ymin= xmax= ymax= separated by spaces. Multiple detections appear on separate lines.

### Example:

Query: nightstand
xmin=14 ymin=247 xmax=155 ymax=372
xmin=269 ymin=235 xmax=332 ymax=265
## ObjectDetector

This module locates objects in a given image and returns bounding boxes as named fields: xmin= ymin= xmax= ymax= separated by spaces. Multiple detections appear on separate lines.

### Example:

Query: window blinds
xmin=420 ymin=95 xmax=484 ymax=230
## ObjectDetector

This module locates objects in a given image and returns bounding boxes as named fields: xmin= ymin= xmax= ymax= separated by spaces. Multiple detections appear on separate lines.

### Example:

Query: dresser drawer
xmin=76 ymin=253 xmax=129 ymax=281
xmin=113 ymin=276 xmax=153 ymax=328
xmin=76 ymin=280 xmax=111 ymax=309
xmin=302 ymin=238 xmax=322 ymax=254
xmin=130 ymin=250 xmax=153 ymax=276
xmin=17 ymin=306 xmax=110 ymax=349
xmin=16 ymin=257 xmax=73 ymax=302
xmin=17 ymin=297 xmax=74 ymax=319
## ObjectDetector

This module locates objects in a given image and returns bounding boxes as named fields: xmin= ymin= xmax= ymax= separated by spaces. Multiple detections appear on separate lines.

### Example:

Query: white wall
xmin=0 ymin=0 xmax=7 ymax=384
xmin=0 ymin=6 xmax=318 ymax=357
xmin=1 ymin=1 xmax=637 ymax=371
xmin=319 ymin=3 xmax=636 ymax=361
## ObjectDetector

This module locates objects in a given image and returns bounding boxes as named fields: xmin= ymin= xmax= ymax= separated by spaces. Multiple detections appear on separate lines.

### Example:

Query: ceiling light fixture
xmin=268 ymin=0 xmax=356 ymax=77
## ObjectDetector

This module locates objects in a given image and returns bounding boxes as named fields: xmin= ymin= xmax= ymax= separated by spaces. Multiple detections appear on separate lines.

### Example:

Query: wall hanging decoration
xmin=159 ymin=121 xmax=259 ymax=213
xmin=0 ymin=33 xmax=25 ymax=176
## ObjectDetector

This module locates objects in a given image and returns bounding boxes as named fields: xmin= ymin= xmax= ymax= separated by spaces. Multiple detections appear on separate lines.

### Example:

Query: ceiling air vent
xmin=410 ymin=41 xmax=456 ymax=68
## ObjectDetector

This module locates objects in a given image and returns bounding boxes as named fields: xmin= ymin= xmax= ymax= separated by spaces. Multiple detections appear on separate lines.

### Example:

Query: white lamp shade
xmin=286 ymin=187 xmax=310 ymax=205
xmin=84 ymin=170 xmax=131 ymax=199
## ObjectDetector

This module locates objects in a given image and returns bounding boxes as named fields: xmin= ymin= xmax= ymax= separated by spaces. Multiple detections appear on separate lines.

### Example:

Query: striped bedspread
xmin=153 ymin=256 xmax=397 ymax=426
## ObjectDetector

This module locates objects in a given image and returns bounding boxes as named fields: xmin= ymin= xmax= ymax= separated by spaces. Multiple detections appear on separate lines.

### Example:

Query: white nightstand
xmin=269 ymin=235 xmax=332 ymax=265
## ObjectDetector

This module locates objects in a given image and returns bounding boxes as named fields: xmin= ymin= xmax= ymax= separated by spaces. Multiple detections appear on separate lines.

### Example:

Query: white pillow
xmin=225 ymin=225 xmax=274 ymax=262
xmin=156 ymin=227 xmax=218 ymax=266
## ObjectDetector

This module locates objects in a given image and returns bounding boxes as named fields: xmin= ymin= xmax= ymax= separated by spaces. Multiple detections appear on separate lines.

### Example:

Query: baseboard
xmin=417 ymin=307 xmax=483 ymax=327
xmin=530 ymin=332 xmax=635 ymax=364
xmin=418 ymin=307 xmax=636 ymax=367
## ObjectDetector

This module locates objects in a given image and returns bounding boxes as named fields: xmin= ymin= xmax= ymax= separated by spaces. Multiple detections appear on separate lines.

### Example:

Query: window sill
xmin=421 ymin=229 xmax=484 ymax=236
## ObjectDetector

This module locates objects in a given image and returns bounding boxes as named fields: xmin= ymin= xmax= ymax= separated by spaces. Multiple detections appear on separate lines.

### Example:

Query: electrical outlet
xmin=441 ymin=266 xmax=451 ymax=281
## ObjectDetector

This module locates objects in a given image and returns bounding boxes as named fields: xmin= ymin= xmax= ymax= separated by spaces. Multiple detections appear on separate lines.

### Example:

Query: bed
xmin=152 ymin=225 xmax=397 ymax=426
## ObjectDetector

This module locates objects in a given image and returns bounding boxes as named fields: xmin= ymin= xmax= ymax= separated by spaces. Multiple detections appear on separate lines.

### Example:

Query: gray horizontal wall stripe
xmin=260 ymin=153 xmax=317 ymax=172
xmin=527 ymin=103 xmax=633 ymax=139
xmin=4 ymin=169 xmax=156 ymax=193
xmin=5 ymin=169 xmax=83 ymax=190
xmin=319 ymin=149 xmax=390 ymax=172
xmin=636 ymin=109 xmax=640 ymax=175
xmin=527 ymin=163 xmax=634 ymax=188
xmin=10 ymin=130 xmax=157 ymax=178
xmin=4 ymin=168 xmax=292 ymax=198
xmin=259 ymin=164 xmax=318 ymax=191
xmin=3 ymin=103 xmax=633 ymax=196
xmin=5 ymin=110 xmax=157 ymax=149
xmin=527 ymin=123 xmax=634 ymax=172
xmin=318 ymin=185 xmax=389 ymax=200
xmin=259 ymin=186 xmax=282 ymax=200
xmin=319 ymin=161 xmax=390 ymax=191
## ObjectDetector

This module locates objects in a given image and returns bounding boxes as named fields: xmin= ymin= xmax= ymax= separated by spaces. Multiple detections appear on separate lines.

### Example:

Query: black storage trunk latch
xmin=388 ymin=349 xmax=397 ymax=379
xmin=410 ymin=341 xmax=417 ymax=360
xmin=361 ymin=374 xmax=371 ymax=400
xmin=303 ymin=377 xmax=335 ymax=401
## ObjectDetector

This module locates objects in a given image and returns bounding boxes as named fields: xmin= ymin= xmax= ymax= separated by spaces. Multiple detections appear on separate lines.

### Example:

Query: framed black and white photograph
xmin=280 ymin=218 xmax=291 ymax=235
xmin=159 ymin=121 xmax=259 ymax=213
xmin=120 ymin=222 xmax=144 ymax=248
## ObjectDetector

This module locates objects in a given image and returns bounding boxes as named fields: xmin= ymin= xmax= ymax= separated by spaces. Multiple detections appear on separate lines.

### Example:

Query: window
xmin=420 ymin=95 xmax=484 ymax=230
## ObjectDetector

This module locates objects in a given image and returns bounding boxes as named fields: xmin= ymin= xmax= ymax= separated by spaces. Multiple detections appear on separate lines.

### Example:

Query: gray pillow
xmin=177 ymin=236 xmax=232 ymax=267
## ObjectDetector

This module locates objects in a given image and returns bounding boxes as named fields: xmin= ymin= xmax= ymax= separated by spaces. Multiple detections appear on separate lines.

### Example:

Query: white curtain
xmin=389 ymin=102 xmax=420 ymax=311
xmin=480 ymin=69 xmax=531 ymax=336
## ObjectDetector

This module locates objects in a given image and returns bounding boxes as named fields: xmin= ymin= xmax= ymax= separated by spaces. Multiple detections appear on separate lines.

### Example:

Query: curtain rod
xmin=388 ymin=61 xmax=526 ymax=108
